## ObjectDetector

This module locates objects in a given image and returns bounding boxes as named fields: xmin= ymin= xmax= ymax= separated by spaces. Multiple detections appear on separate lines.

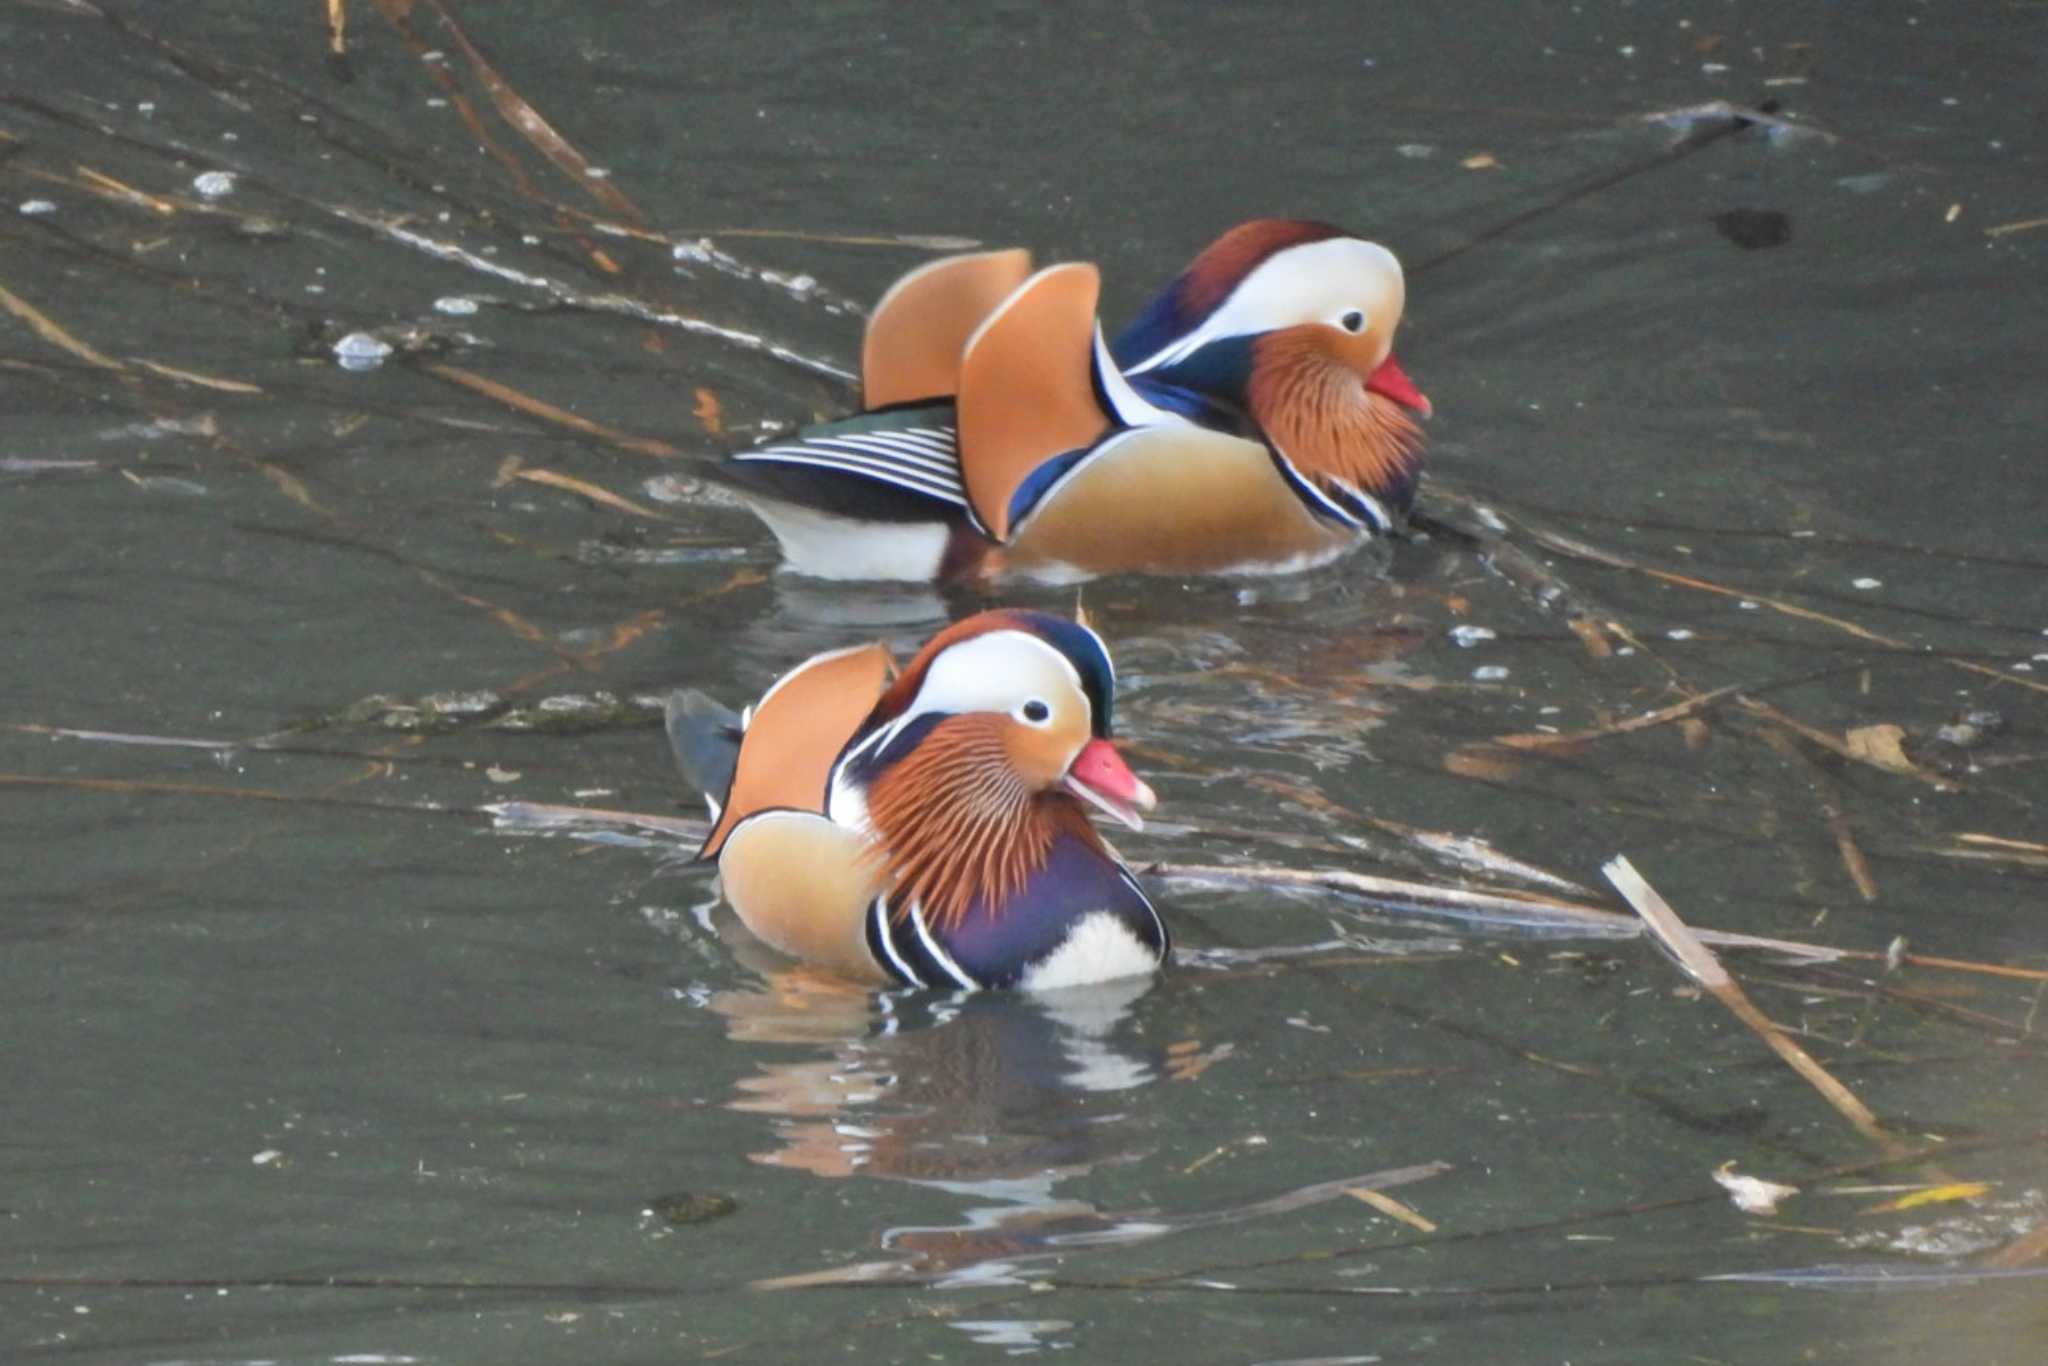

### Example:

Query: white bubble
xmin=332 ymin=332 xmax=393 ymax=371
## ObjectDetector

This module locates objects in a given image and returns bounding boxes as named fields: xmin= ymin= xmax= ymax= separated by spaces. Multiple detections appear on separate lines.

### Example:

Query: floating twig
xmin=1346 ymin=1186 xmax=1439 ymax=1233
xmin=1823 ymin=797 xmax=1880 ymax=902
xmin=509 ymin=467 xmax=670 ymax=520
xmin=420 ymin=362 xmax=683 ymax=457
xmin=1149 ymin=860 xmax=1858 ymax=964
xmin=131 ymin=357 xmax=263 ymax=393
xmin=1754 ymin=726 xmax=1882 ymax=901
xmin=1485 ymin=682 xmax=1745 ymax=752
xmin=74 ymin=165 xmax=178 ymax=215
xmin=413 ymin=0 xmax=647 ymax=226
xmin=1603 ymin=856 xmax=1906 ymax=1156
xmin=0 ymin=276 xmax=128 ymax=370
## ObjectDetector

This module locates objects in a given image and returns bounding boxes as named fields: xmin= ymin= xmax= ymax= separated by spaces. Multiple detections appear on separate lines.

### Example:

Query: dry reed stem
xmin=1603 ymin=856 xmax=1908 ymax=1156
xmin=421 ymin=363 xmax=682 ymax=456
xmin=1985 ymin=217 xmax=2048 ymax=238
xmin=0 ymin=278 xmax=128 ymax=370
xmin=414 ymin=0 xmax=649 ymax=227
xmin=1346 ymin=1187 xmax=1438 ymax=1232
xmin=1823 ymin=799 xmax=1880 ymax=902
xmin=1487 ymin=682 xmax=1743 ymax=751
xmin=512 ymin=467 xmax=669 ymax=520
xmin=132 ymin=358 xmax=263 ymax=393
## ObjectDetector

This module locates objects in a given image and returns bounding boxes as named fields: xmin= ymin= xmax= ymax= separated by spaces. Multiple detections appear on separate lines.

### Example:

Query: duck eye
xmin=1018 ymin=699 xmax=1052 ymax=725
xmin=1340 ymin=310 xmax=1366 ymax=334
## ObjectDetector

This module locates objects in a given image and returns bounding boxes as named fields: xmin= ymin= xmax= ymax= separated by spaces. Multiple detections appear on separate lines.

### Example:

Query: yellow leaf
xmin=1864 ymin=1182 xmax=1992 ymax=1214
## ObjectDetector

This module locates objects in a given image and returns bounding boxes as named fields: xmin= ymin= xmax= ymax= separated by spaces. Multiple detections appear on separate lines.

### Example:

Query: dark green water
xmin=4 ymin=3 xmax=2045 ymax=1362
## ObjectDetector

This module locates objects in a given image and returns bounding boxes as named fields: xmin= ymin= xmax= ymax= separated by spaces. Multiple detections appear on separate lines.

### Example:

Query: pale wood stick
xmin=1603 ymin=856 xmax=1907 ymax=1156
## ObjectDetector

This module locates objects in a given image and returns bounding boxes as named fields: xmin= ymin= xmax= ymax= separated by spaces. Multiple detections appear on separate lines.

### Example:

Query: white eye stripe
xmin=906 ymin=632 xmax=1087 ymax=727
xmin=1125 ymin=237 xmax=1405 ymax=374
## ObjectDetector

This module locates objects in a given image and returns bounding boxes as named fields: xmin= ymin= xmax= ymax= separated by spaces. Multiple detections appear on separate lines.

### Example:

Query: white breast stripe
xmin=1268 ymin=445 xmax=1370 ymax=532
xmin=910 ymin=905 xmax=979 ymax=991
xmin=868 ymin=895 xmax=922 ymax=986
xmin=1093 ymin=324 xmax=1185 ymax=429
xmin=1119 ymin=866 xmax=1170 ymax=955
xmin=1325 ymin=477 xmax=1391 ymax=534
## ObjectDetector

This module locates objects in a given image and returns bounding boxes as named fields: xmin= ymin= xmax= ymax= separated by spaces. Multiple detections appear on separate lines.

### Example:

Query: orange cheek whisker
xmin=1249 ymin=333 xmax=1427 ymax=513
xmin=859 ymin=716 xmax=1102 ymax=932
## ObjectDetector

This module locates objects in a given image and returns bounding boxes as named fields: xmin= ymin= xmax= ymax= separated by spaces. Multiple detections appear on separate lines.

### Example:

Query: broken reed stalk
xmin=1147 ymin=859 xmax=1881 ymax=965
xmin=1602 ymin=856 xmax=1908 ymax=1157
xmin=13 ymin=759 xmax=2043 ymax=985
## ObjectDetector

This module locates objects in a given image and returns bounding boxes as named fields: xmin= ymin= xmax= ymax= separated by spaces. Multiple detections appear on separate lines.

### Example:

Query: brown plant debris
xmin=1603 ymin=856 xmax=1907 ymax=1157
xmin=421 ymin=363 xmax=682 ymax=457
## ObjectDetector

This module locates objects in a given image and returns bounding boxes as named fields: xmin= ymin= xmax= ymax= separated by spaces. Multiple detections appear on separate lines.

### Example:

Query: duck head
xmin=834 ymin=611 xmax=1154 ymax=928
xmin=1112 ymin=219 xmax=1431 ymax=521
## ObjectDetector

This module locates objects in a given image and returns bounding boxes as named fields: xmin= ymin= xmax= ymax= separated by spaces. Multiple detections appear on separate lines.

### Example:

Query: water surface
xmin=4 ymin=3 xmax=2046 ymax=1362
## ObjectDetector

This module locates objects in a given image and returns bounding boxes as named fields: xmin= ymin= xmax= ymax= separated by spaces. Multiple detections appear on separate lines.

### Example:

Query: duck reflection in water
xmin=709 ymin=936 xmax=1168 ymax=1284
xmin=700 ymin=939 xmax=1440 ymax=1290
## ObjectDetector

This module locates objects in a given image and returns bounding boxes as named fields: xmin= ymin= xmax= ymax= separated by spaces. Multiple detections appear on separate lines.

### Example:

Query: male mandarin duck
xmin=714 ymin=218 xmax=1431 ymax=582
xmin=666 ymin=610 xmax=1168 ymax=992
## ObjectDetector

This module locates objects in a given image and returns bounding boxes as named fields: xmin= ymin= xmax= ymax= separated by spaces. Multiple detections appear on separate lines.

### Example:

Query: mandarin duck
xmin=666 ymin=610 xmax=1167 ymax=991
xmin=714 ymin=218 xmax=1431 ymax=582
